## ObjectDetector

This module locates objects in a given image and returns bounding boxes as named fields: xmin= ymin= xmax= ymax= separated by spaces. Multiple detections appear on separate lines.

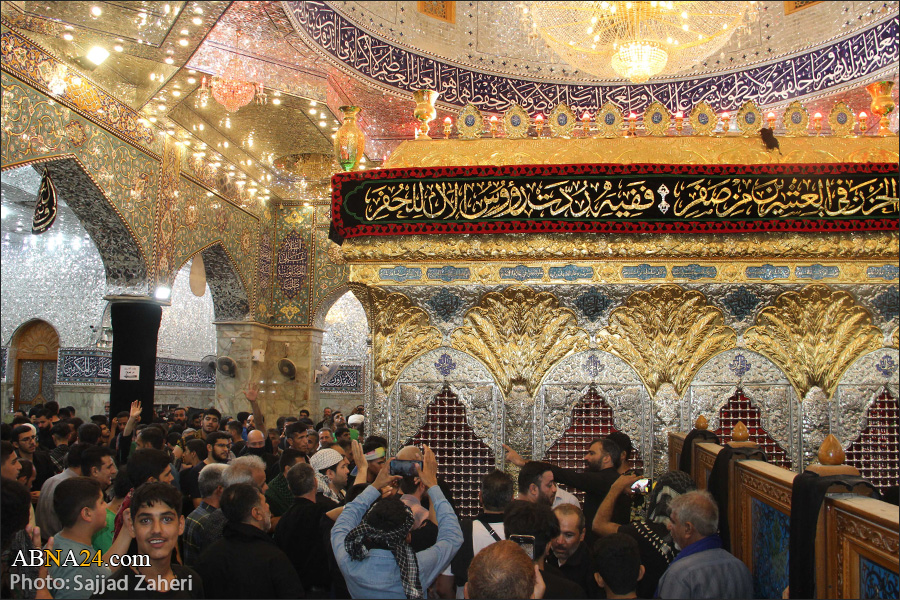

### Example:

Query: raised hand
xmin=129 ymin=399 xmax=142 ymax=421
xmin=503 ymin=444 xmax=526 ymax=467
xmin=243 ymin=383 xmax=260 ymax=403
xmin=372 ymin=457 xmax=401 ymax=491
xmin=418 ymin=445 xmax=439 ymax=490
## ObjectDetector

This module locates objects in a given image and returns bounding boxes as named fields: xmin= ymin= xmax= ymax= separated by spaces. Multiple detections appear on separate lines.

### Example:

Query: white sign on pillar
xmin=120 ymin=365 xmax=140 ymax=380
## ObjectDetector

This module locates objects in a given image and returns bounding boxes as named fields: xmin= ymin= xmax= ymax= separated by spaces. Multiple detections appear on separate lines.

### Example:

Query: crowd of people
xmin=1 ymin=396 xmax=752 ymax=599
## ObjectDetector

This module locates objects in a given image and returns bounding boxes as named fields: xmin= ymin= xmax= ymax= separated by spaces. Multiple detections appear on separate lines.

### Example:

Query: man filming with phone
xmin=332 ymin=446 xmax=463 ymax=599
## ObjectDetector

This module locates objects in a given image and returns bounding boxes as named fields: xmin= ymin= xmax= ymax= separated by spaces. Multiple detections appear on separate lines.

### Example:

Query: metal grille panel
xmin=715 ymin=389 xmax=791 ymax=469
xmin=406 ymin=385 xmax=496 ymax=519
xmin=845 ymin=390 xmax=898 ymax=492
xmin=542 ymin=386 xmax=643 ymax=502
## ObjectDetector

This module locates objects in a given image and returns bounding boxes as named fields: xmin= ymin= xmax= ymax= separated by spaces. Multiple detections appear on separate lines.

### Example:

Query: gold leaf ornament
xmin=597 ymin=285 xmax=736 ymax=398
xmin=366 ymin=286 xmax=442 ymax=395
xmin=451 ymin=286 xmax=589 ymax=398
xmin=744 ymin=285 xmax=883 ymax=401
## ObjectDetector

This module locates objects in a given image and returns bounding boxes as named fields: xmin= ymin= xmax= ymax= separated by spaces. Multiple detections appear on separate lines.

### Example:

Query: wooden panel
xmin=734 ymin=460 xmax=795 ymax=593
xmin=693 ymin=442 xmax=721 ymax=491
xmin=669 ymin=431 xmax=686 ymax=471
xmin=14 ymin=320 xmax=60 ymax=360
xmin=826 ymin=496 xmax=899 ymax=599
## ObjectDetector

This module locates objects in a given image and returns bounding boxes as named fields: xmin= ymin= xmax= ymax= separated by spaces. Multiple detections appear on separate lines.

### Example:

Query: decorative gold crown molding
xmin=744 ymin=284 xmax=884 ymax=400
xmin=451 ymin=286 xmax=589 ymax=398
xmin=382 ymin=136 xmax=900 ymax=169
xmin=597 ymin=285 xmax=736 ymax=398
xmin=340 ymin=231 xmax=899 ymax=264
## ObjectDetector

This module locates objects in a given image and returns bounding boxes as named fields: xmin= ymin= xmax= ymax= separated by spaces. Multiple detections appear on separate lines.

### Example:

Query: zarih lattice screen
xmin=405 ymin=384 xmax=496 ymax=519
xmin=845 ymin=390 xmax=898 ymax=492
xmin=543 ymin=385 xmax=643 ymax=503
xmin=715 ymin=389 xmax=791 ymax=469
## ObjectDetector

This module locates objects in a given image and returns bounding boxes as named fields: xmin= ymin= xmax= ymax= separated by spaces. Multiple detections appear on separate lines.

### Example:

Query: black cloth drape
xmin=109 ymin=300 xmax=161 ymax=422
xmin=788 ymin=471 xmax=878 ymax=599
xmin=678 ymin=429 xmax=720 ymax=474
xmin=707 ymin=446 xmax=767 ymax=550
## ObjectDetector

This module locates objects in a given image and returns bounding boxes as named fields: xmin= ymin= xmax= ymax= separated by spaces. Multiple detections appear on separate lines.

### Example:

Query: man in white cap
xmin=347 ymin=414 xmax=364 ymax=441
xmin=309 ymin=447 xmax=350 ymax=508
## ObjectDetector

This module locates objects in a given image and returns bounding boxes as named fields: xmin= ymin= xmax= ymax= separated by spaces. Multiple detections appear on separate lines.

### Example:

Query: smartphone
xmin=509 ymin=534 xmax=536 ymax=560
xmin=631 ymin=477 xmax=651 ymax=494
xmin=389 ymin=459 xmax=423 ymax=477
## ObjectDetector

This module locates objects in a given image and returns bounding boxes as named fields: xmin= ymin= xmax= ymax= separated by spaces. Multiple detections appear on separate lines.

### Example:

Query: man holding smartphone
xmin=332 ymin=446 xmax=463 ymax=598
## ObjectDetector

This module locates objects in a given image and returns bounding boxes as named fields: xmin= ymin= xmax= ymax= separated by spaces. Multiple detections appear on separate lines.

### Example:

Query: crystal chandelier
xmin=523 ymin=1 xmax=754 ymax=83
xmin=196 ymin=30 xmax=267 ymax=112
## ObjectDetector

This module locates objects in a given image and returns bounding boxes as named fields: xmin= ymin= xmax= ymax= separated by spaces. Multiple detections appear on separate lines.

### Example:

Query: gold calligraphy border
xmin=349 ymin=259 xmax=897 ymax=286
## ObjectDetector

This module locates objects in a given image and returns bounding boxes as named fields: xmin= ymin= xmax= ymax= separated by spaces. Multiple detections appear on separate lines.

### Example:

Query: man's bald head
xmin=396 ymin=446 xmax=423 ymax=461
xmin=465 ymin=540 xmax=536 ymax=599
xmin=246 ymin=429 xmax=265 ymax=447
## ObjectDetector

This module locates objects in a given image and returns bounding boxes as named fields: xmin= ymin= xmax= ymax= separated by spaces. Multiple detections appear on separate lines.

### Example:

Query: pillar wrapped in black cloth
xmin=109 ymin=300 xmax=162 ymax=422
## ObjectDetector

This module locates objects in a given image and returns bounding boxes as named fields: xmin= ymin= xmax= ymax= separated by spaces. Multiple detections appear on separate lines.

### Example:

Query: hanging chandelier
xmin=523 ymin=1 xmax=754 ymax=83
xmin=196 ymin=30 xmax=267 ymax=112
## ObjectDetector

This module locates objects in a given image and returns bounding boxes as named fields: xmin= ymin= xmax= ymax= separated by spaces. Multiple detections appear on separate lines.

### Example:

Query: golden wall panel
xmin=745 ymin=285 xmax=884 ymax=401
xmin=383 ymin=136 xmax=900 ymax=168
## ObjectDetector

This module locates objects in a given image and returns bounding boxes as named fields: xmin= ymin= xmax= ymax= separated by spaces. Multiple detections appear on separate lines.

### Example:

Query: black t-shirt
xmin=90 ymin=565 xmax=203 ymax=599
xmin=547 ymin=543 xmax=601 ymax=598
xmin=618 ymin=521 xmax=675 ymax=599
xmin=182 ymin=463 xmax=204 ymax=500
xmin=542 ymin=564 xmax=587 ymax=599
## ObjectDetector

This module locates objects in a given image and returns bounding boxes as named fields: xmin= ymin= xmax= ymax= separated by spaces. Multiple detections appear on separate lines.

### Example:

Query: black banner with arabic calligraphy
xmin=329 ymin=163 xmax=899 ymax=243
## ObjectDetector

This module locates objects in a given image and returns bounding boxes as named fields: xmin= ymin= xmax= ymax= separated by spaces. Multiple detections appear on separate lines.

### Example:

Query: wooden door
xmin=12 ymin=320 xmax=60 ymax=411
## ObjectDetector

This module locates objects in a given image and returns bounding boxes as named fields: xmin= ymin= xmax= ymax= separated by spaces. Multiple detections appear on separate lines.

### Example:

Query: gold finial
xmin=818 ymin=434 xmax=845 ymax=466
xmin=695 ymin=415 xmax=708 ymax=430
xmin=732 ymin=421 xmax=750 ymax=442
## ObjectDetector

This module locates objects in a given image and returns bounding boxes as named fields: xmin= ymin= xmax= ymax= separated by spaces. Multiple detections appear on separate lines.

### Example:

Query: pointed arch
xmin=1 ymin=157 xmax=149 ymax=294
xmin=173 ymin=242 xmax=250 ymax=322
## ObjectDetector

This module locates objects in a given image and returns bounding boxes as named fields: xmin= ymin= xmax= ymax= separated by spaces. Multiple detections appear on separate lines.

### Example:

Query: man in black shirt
xmin=195 ymin=483 xmax=303 ymax=599
xmin=548 ymin=503 xmax=601 ymax=597
xmin=506 ymin=438 xmax=630 ymax=542
xmin=274 ymin=462 xmax=332 ymax=597
xmin=504 ymin=500 xmax=586 ymax=599
xmin=184 ymin=432 xmax=231 ymax=510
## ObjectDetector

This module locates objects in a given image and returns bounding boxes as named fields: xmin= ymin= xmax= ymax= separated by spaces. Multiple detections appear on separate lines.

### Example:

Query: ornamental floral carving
xmin=744 ymin=285 xmax=883 ymax=400
xmin=451 ymin=286 xmax=589 ymax=398
xmin=362 ymin=286 xmax=441 ymax=395
xmin=597 ymin=285 xmax=736 ymax=398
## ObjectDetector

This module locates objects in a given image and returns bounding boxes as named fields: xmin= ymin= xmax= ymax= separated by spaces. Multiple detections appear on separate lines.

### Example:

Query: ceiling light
xmin=272 ymin=98 xmax=281 ymax=105
xmin=193 ymin=17 xmax=202 ymax=25
xmin=179 ymin=39 xmax=189 ymax=46
xmin=172 ymin=90 xmax=181 ymax=97
xmin=165 ymin=57 xmax=174 ymax=64
xmin=180 ymin=29 xmax=189 ymax=35
xmin=63 ymin=33 xmax=74 ymax=41
xmin=309 ymin=109 xmax=317 ymax=115
xmin=198 ymin=124 xmax=204 ymax=130
xmin=194 ymin=7 xmax=204 ymax=14
xmin=113 ymin=45 xmax=123 ymax=52
xmin=525 ymin=1 xmax=749 ymax=83
xmin=158 ymin=104 xmax=166 ymax=111
xmin=154 ymin=286 xmax=171 ymax=300
xmin=187 ymin=77 xmax=196 ymax=84
xmin=310 ymin=100 xmax=317 ymax=106
xmin=319 ymin=121 xmax=326 ymax=127
xmin=149 ymin=116 xmax=157 ymax=123
xmin=91 ymin=6 xmax=102 ymax=17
